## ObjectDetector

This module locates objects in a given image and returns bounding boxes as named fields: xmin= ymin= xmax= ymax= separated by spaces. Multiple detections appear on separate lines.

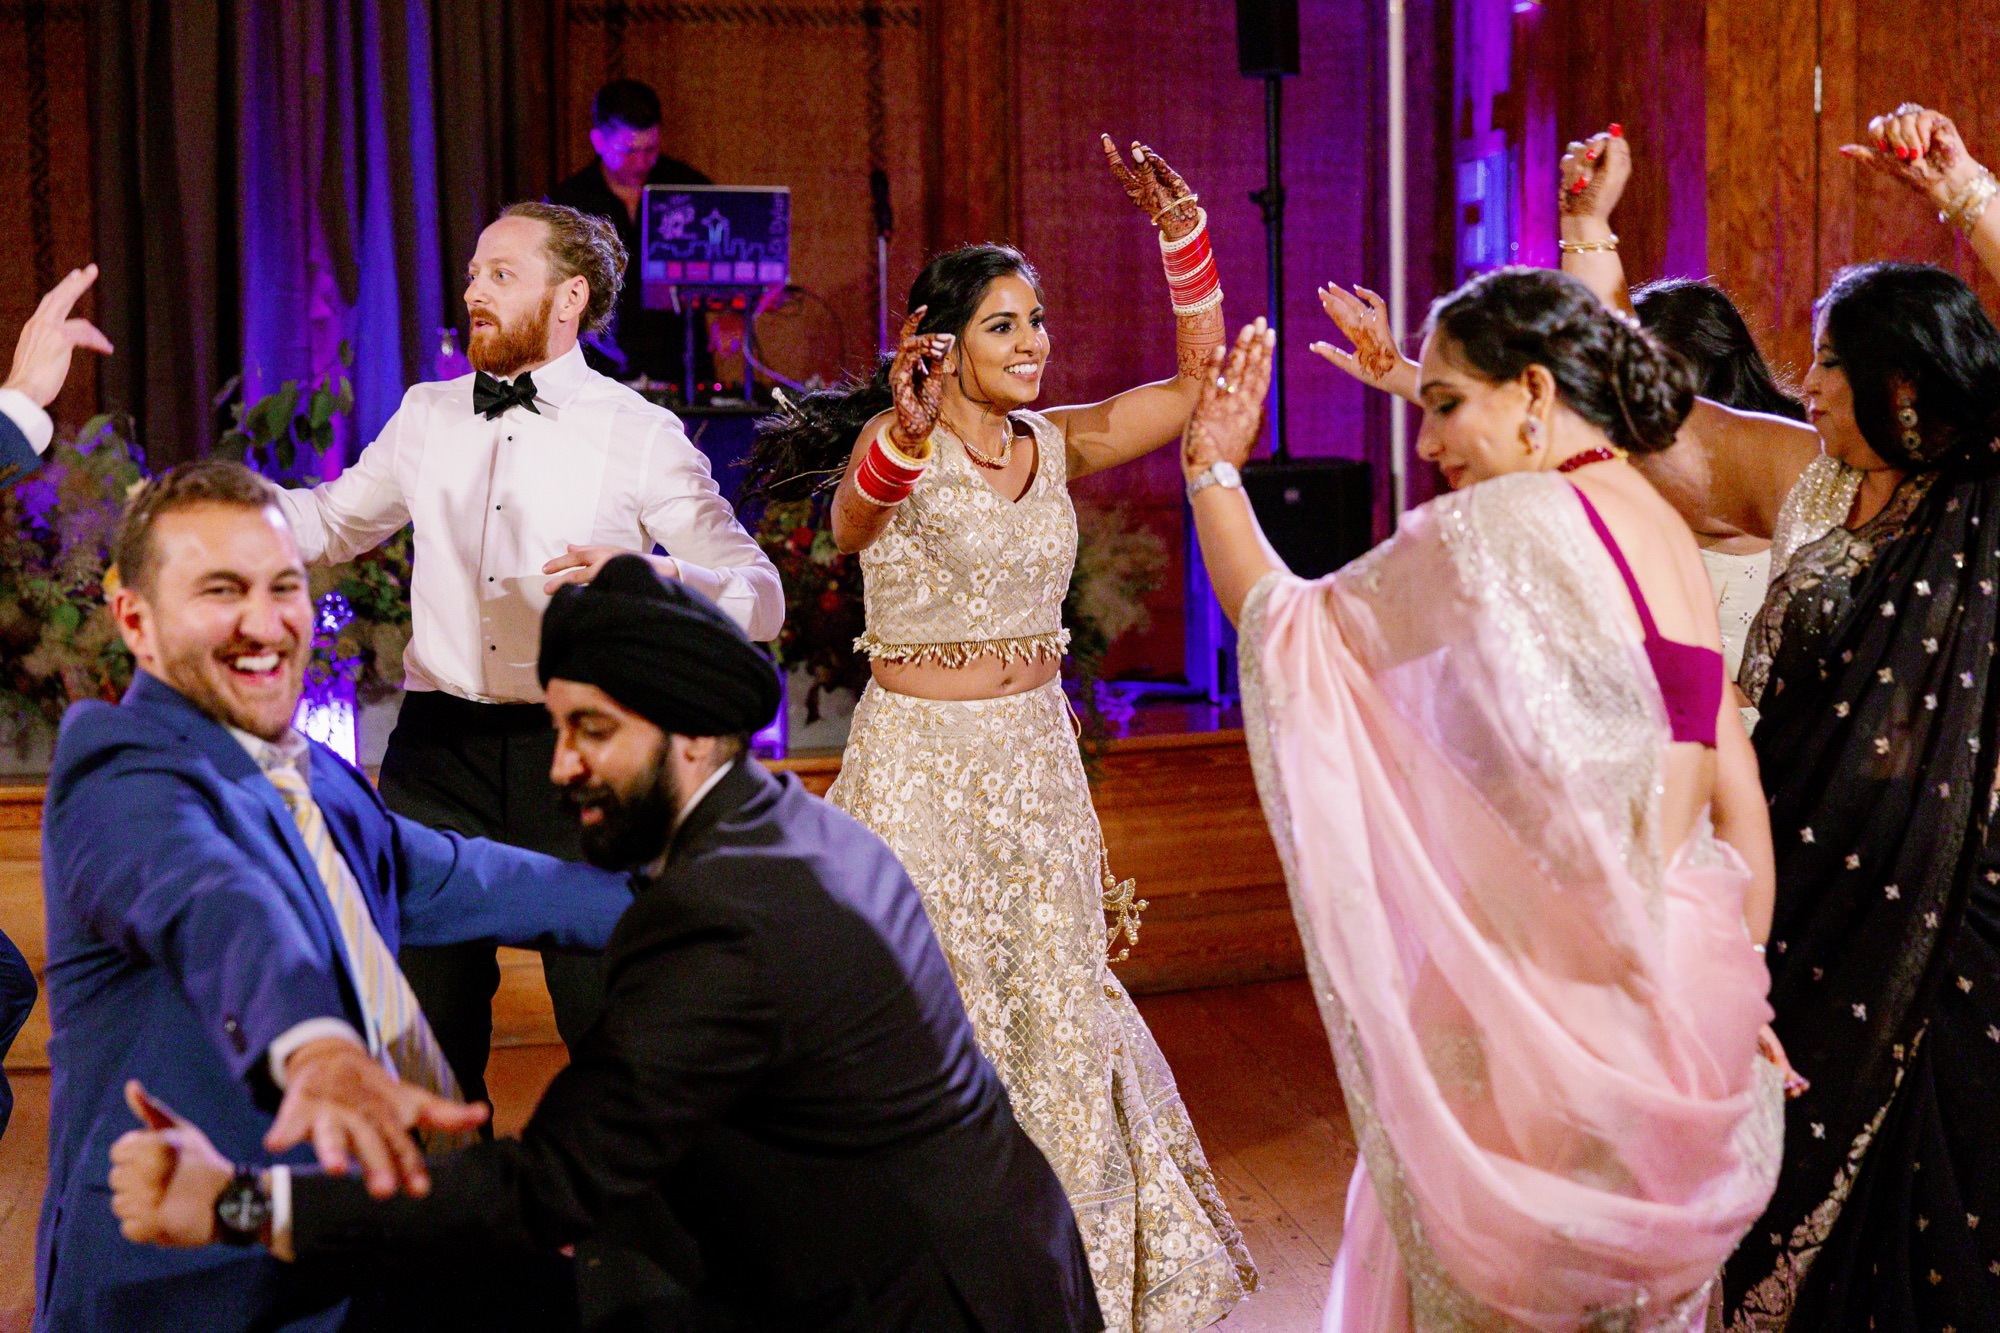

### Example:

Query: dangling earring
xmin=1519 ymin=417 xmax=1543 ymax=455
xmin=1896 ymin=402 xmax=1921 ymax=454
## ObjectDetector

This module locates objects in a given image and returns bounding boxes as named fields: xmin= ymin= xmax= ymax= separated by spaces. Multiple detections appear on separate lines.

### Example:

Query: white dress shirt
xmin=0 ymin=388 xmax=53 ymax=453
xmin=272 ymin=344 xmax=784 ymax=703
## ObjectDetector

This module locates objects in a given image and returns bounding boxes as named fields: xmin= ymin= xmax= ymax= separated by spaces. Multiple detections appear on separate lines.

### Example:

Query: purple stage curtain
xmin=90 ymin=0 xmax=562 ymax=467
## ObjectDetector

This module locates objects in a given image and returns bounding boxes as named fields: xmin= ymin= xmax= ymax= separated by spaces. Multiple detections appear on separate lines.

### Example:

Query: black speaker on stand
xmin=1186 ymin=0 xmax=1322 ymax=703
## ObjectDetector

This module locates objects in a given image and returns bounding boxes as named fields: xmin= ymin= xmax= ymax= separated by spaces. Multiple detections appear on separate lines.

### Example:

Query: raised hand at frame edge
xmin=1101 ymin=135 xmax=1202 ymax=242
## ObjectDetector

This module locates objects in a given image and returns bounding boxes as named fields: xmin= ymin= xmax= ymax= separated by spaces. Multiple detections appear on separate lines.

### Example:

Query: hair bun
xmin=1605 ymin=318 xmax=1696 ymax=454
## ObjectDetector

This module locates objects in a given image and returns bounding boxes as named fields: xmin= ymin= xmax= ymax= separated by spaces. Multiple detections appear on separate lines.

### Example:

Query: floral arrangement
xmin=749 ymin=492 xmax=1167 ymax=749
xmin=0 ymin=350 xmax=414 ymax=753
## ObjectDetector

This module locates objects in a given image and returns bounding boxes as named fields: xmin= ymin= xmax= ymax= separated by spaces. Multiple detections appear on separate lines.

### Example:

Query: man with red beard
xmin=270 ymin=202 xmax=782 ymax=1115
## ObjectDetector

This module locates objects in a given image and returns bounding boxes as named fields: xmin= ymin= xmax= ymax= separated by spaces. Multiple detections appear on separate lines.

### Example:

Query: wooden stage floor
xmin=0 ymin=977 xmax=1353 ymax=1332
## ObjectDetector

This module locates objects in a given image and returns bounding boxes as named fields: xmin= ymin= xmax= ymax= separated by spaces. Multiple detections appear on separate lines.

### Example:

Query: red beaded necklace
xmin=1554 ymin=445 xmax=1626 ymax=473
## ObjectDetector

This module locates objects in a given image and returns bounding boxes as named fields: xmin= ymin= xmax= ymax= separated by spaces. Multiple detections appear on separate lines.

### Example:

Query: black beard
xmin=564 ymin=754 xmax=680 ymax=871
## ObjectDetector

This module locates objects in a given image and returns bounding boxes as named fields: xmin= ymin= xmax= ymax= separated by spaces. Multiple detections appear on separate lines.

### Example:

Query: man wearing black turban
xmin=108 ymin=557 xmax=1104 ymax=1333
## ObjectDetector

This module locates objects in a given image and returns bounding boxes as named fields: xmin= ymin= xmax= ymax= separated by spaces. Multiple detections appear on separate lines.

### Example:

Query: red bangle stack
xmin=854 ymin=427 xmax=931 ymax=506
xmin=1160 ymin=208 xmax=1222 ymax=317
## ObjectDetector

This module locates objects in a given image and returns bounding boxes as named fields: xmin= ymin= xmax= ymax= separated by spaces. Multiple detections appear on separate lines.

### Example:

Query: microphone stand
xmin=1249 ymin=74 xmax=1287 ymax=461
xmin=872 ymin=169 xmax=894 ymax=357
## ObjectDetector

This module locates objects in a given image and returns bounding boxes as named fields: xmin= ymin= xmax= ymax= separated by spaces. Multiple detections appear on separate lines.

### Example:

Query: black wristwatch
xmin=214 ymin=1166 xmax=272 ymax=1247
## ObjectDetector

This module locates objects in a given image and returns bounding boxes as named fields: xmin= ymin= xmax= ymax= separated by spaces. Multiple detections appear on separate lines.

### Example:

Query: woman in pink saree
xmin=1186 ymin=273 xmax=1795 ymax=1330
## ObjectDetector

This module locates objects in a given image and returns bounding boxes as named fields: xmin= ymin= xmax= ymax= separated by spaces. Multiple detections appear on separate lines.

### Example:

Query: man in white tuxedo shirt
xmin=271 ymin=202 xmax=783 ymax=1111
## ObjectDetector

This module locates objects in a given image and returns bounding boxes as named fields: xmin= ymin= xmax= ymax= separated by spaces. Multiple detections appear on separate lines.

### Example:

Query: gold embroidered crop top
xmin=854 ymin=409 xmax=1075 ymax=667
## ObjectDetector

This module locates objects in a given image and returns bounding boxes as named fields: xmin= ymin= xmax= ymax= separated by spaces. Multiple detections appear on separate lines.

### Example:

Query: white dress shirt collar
xmin=501 ymin=342 xmax=590 ymax=417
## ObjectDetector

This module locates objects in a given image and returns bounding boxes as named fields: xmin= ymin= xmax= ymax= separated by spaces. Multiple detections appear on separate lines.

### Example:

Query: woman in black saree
xmin=1724 ymin=102 xmax=2000 ymax=1330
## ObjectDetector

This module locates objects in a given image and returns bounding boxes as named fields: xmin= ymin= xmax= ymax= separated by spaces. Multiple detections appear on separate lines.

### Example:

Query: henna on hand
xmin=1183 ymin=321 xmax=1276 ymax=476
xmin=885 ymin=307 xmax=949 ymax=456
xmin=1102 ymin=135 xmax=1201 ymax=239
xmin=1844 ymin=105 xmax=1985 ymax=207
xmin=1559 ymin=127 xmax=1629 ymax=220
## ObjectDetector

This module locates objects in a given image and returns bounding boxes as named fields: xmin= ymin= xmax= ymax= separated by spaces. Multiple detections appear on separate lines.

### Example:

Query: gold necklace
xmin=940 ymin=418 xmax=1014 ymax=469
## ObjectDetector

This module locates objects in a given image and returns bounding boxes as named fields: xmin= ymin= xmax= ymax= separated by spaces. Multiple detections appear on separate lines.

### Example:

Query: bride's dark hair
xmin=739 ymin=244 xmax=1043 ymax=507
xmin=1426 ymin=267 xmax=1695 ymax=455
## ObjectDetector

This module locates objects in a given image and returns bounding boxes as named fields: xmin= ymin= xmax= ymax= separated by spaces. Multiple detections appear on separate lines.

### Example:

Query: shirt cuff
xmin=267 ymin=1018 xmax=367 ymax=1089
xmin=266 ymin=1166 xmax=294 ymax=1261
xmin=667 ymin=555 xmax=718 ymax=603
xmin=0 ymin=388 xmax=53 ymax=454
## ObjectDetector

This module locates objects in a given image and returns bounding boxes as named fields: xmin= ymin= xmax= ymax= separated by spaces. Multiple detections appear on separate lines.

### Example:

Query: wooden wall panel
xmin=555 ymin=4 xmax=932 ymax=392
xmin=1703 ymin=0 xmax=1820 ymax=379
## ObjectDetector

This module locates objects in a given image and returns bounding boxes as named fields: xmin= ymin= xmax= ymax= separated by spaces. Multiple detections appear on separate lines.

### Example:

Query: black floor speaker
xmin=1185 ymin=457 xmax=1374 ymax=701
xmin=1242 ymin=457 xmax=1373 ymax=579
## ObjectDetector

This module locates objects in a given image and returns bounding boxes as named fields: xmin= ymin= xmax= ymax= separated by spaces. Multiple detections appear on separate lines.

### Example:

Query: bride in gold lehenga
xmin=738 ymin=138 xmax=1256 ymax=1332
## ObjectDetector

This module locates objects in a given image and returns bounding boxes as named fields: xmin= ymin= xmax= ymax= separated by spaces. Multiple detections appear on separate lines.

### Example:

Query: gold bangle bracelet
xmin=1150 ymin=193 xmax=1200 ymax=227
xmin=1557 ymin=234 xmax=1619 ymax=254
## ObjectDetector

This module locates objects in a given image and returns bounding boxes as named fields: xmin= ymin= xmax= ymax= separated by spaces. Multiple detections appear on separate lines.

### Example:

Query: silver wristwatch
xmin=1185 ymin=460 xmax=1243 ymax=502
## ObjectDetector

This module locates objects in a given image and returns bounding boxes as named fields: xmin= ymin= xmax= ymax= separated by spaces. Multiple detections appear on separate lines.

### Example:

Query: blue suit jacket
xmin=0 ymin=408 xmax=39 ymax=488
xmin=35 ymin=672 xmax=632 ymax=1333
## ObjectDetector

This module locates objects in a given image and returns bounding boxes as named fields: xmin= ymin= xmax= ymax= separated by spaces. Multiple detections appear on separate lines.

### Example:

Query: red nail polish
xmin=1608 ymin=123 xmax=1623 ymax=138
xmin=1585 ymin=148 xmax=1599 ymax=161
xmin=1571 ymin=178 xmax=1587 ymax=194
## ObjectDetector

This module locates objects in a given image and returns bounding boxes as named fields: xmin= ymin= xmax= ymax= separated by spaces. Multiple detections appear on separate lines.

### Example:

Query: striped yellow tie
xmin=266 ymin=763 xmax=466 ymax=1132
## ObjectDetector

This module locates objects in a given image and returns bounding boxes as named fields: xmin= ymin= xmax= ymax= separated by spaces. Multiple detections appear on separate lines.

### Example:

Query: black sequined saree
xmin=1725 ymin=466 xmax=2000 ymax=1329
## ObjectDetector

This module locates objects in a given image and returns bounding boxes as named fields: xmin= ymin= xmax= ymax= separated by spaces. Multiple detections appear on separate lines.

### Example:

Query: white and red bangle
xmin=1161 ymin=208 xmax=1223 ymax=318
xmin=853 ymin=426 xmax=931 ymax=506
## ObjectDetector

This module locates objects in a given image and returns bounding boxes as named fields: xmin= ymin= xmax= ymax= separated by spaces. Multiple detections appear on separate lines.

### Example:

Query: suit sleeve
xmin=290 ymin=899 xmax=776 ymax=1260
xmin=388 ymin=812 xmax=632 ymax=951
xmin=44 ymin=742 xmax=352 ymax=1090
xmin=0 ymin=400 xmax=41 ymax=489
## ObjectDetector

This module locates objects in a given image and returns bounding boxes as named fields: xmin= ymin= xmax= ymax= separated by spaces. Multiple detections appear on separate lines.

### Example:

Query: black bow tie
xmin=473 ymin=370 xmax=540 ymax=420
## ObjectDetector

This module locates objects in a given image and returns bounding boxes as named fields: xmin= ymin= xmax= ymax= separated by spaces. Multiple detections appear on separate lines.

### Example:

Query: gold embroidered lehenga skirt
xmin=829 ymin=678 xmax=1257 ymax=1332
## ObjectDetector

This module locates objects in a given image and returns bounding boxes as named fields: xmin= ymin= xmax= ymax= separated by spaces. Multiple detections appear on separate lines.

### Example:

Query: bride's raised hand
xmin=1560 ymin=124 xmax=1631 ymax=221
xmin=1842 ymin=103 xmax=1987 ymax=212
xmin=1101 ymin=135 xmax=1203 ymax=242
xmin=887 ymin=308 xmax=951 ymax=456
xmin=1184 ymin=319 xmax=1276 ymax=479
xmin=1311 ymin=283 xmax=1417 ymax=403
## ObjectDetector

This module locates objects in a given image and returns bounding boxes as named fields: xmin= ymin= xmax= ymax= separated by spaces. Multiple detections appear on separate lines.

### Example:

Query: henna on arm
xmin=1055 ymin=138 xmax=1226 ymax=480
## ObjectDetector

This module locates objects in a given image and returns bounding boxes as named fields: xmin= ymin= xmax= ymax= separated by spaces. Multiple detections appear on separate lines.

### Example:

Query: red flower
xmin=788 ymin=525 xmax=815 ymax=554
xmin=817 ymin=589 xmax=845 ymax=614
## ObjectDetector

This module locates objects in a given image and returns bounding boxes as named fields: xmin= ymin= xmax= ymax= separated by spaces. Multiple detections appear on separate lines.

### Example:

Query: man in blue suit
xmin=37 ymin=458 xmax=632 ymax=1331
xmin=0 ymin=263 xmax=113 ymax=1141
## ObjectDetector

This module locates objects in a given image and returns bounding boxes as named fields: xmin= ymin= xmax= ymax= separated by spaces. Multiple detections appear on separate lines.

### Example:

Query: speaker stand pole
xmin=1250 ymin=73 xmax=1287 ymax=461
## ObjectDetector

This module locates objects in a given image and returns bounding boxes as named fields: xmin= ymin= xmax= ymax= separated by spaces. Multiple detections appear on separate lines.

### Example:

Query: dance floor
xmin=0 ymin=977 xmax=1353 ymax=1331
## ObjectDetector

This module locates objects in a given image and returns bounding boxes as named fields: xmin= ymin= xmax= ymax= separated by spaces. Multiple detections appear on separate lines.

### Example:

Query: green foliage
xmin=0 ymin=345 xmax=414 ymax=749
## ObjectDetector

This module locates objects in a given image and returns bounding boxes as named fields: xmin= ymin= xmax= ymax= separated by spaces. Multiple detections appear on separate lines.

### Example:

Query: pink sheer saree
xmin=1237 ymin=473 xmax=1782 ymax=1331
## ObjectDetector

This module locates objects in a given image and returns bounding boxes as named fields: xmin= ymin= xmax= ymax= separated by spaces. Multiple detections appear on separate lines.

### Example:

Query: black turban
xmin=538 ymin=554 xmax=780 ymax=737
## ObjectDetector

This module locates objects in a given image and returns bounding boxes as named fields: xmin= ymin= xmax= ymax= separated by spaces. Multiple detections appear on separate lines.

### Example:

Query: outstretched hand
xmin=1311 ymin=283 xmax=1415 ymax=400
xmin=1841 ymin=104 xmax=1986 ymax=209
xmin=1101 ymin=135 xmax=1202 ymax=240
xmin=4 ymin=263 xmax=113 ymax=408
xmin=886 ymin=307 xmax=951 ymax=455
xmin=264 ymin=1036 xmax=487 ymax=1200
xmin=1183 ymin=319 xmax=1277 ymax=479
xmin=1559 ymin=125 xmax=1630 ymax=221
